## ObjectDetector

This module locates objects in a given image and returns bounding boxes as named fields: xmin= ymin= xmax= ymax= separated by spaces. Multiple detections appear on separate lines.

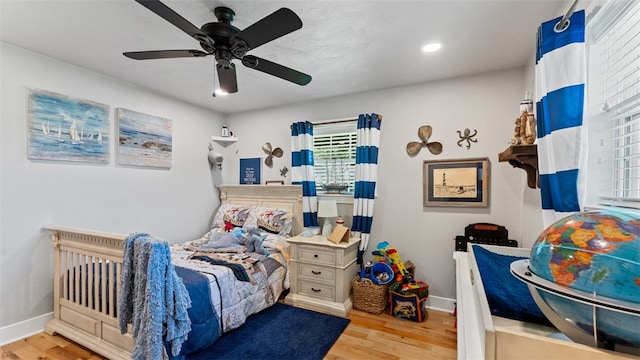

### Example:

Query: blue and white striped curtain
xmin=291 ymin=121 xmax=319 ymax=228
xmin=535 ymin=10 xmax=586 ymax=227
xmin=351 ymin=113 xmax=382 ymax=265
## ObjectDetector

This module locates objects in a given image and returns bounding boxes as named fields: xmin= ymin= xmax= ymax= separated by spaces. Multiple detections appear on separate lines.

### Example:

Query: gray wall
xmin=0 ymin=44 xmax=224 ymax=342
xmin=224 ymin=68 xmax=544 ymax=307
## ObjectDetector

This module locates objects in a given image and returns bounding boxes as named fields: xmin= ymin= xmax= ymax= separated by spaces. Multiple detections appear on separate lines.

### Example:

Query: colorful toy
xmin=374 ymin=241 xmax=410 ymax=277
xmin=369 ymin=262 xmax=394 ymax=285
xmin=385 ymin=248 xmax=408 ymax=276
xmin=223 ymin=221 xmax=234 ymax=232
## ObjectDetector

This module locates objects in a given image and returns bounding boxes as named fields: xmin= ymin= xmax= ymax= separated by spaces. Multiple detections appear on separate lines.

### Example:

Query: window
xmin=313 ymin=121 xmax=357 ymax=193
xmin=586 ymin=0 xmax=640 ymax=208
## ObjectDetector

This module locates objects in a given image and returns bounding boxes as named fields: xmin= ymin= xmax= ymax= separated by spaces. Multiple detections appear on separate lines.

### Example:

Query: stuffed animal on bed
xmin=243 ymin=227 xmax=270 ymax=256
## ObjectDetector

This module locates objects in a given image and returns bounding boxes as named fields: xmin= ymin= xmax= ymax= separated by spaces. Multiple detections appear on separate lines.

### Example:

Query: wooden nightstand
xmin=284 ymin=234 xmax=361 ymax=316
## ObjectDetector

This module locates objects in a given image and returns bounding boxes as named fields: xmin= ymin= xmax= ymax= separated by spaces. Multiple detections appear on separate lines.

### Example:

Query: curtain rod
xmin=312 ymin=114 xmax=383 ymax=126
xmin=313 ymin=117 xmax=357 ymax=126
xmin=290 ymin=115 xmax=383 ymax=128
xmin=555 ymin=0 xmax=579 ymax=32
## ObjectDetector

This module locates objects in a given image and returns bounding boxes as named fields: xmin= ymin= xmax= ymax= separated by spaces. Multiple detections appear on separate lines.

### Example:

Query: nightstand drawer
xmin=297 ymin=245 xmax=336 ymax=266
xmin=298 ymin=281 xmax=335 ymax=301
xmin=298 ymin=263 xmax=335 ymax=283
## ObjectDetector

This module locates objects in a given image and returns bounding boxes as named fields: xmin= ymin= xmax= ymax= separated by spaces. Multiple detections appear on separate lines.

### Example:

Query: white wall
xmin=0 ymin=42 xmax=549 ymax=341
xmin=226 ymin=68 xmax=545 ymax=306
xmin=0 ymin=43 xmax=224 ymax=342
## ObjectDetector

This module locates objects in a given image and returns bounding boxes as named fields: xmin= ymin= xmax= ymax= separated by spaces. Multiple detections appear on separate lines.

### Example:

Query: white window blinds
xmin=587 ymin=0 xmax=640 ymax=208
xmin=313 ymin=121 xmax=357 ymax=193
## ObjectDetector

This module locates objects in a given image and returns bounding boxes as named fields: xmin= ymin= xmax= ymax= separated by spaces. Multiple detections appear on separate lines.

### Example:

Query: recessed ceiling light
xmin=422 ymin=43 xmax=442 ymax=53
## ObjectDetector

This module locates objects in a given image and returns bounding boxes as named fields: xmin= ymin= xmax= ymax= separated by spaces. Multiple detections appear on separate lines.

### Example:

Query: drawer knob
xmin=314 ymin=254 xmax=318 ymax=258
xmin=311 ymin=270 xmax=322 ymax=275
xmin=311 ymin=288 xmax=321 ymax=292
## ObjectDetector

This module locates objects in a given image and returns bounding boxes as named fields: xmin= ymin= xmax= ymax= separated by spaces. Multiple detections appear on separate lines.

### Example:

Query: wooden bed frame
xmin=44 ymin=185 xmax=303 ymax=360
xmin=454 ymin=244 xmax=636 ymax=360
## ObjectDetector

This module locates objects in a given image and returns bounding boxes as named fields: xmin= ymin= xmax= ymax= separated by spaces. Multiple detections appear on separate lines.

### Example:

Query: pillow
xmin=211 ymin=204 xmax=252 ymax=229
xmin=245 ymin=206 xmax=294 ymax=235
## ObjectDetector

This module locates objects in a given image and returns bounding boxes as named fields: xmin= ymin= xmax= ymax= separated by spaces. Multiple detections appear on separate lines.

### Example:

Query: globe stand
xmin=511 ymin=259 xmax=640 ymax=356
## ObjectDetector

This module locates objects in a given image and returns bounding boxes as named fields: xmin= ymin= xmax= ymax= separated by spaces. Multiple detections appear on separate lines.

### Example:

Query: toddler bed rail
xmin=45 ymin=226 xmax=133 ymax=360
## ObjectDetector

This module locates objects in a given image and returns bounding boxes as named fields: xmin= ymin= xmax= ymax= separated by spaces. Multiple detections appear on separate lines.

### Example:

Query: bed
xmin=453 ymin=244 xmax=636 ymax=359
xmin=43 ymin=184 xmax=303 ymax=360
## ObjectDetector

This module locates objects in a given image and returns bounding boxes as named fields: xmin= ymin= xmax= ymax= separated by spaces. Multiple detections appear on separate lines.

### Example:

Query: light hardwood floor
xmin=1 ymin=307 xmax=457 ymax=360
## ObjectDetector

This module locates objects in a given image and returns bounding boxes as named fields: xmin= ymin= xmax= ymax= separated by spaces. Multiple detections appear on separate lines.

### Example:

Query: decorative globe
xmin=527 ymin=209 xmax=640 ymax=352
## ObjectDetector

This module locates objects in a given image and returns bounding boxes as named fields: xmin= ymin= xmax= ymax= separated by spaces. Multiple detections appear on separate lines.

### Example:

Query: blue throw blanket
xmin=119 ymin=233 xmax=192 ymax=359
xmin=170 ymin=266 xmax=221 ymax=359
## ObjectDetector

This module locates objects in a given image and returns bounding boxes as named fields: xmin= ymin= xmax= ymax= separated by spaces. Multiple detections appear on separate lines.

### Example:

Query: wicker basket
xmin=352 ymin=276 xmax=390 ymax=314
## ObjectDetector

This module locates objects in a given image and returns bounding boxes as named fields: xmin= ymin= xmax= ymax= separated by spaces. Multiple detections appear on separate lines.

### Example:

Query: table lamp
xmin=317 ymin=200 xmax=338 ymax=237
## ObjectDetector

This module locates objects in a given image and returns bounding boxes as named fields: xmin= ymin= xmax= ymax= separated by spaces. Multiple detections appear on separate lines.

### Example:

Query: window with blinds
xmin=313 ymin=121 xmax=357 ymax=193
xmin=587 ymin=0 xmax=640 ymax=208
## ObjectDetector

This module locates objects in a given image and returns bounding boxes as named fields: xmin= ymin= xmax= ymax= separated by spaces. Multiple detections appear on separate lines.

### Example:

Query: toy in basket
xmin=352 ymin=276 xmax=390 ymax=314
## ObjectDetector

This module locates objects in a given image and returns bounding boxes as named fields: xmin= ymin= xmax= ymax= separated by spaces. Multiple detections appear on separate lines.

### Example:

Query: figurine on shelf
xmin=510 ymin=93 xmax=536 ymax=145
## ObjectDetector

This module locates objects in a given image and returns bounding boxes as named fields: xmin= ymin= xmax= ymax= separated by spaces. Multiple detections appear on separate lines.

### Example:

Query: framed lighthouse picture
xmin=423 ymin=157 xmax=489 ymax=208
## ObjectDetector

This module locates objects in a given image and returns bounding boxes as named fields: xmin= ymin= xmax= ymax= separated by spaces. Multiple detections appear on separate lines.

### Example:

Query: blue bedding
xmin=169 ymin=266 xmax=221 ymax=359
xmin=472 ymin=245 xmax=551 ymax=326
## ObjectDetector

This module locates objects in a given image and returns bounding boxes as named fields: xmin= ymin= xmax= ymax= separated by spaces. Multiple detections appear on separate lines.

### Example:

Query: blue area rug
xmin=186 ymin=303 xmax=350 ymax=360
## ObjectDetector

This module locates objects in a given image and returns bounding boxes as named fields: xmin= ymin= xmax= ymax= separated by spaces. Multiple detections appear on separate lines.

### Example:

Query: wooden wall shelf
xmin=498 ymin=144 xmax=539 ymax=189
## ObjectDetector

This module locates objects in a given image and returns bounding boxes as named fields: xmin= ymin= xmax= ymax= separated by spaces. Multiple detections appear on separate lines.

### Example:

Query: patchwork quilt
xmin=170 ymin=229 xmax=290 ymax=333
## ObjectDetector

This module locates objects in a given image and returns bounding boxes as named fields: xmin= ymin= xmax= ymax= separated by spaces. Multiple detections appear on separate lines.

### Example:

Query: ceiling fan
xmin=123 ymin=0 xmax=312 ymax=95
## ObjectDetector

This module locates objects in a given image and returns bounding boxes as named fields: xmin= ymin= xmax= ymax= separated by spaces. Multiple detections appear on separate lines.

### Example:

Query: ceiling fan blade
xmin=134 ymin=0 xmax=211 ymax=44
xmin=242 ymin=55 xmax=311 ymax=86
xmin=123 ymin=50 xmax=208 ymax=60
xmin=233 ymin=8 xmax=302 ymax=50
xmin=216 ymin=63 xmax=238 ymax=93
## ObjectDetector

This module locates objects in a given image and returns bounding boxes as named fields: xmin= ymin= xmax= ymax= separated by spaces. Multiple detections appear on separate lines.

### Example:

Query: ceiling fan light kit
xmin=123 ymin=0 xmax=312 ymax=95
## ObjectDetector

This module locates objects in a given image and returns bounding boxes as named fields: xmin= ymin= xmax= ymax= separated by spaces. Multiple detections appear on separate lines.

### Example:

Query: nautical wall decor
xmin=406 ymin=125 xmax=443 ymax=156
xmin=27 ymin=88 xmax=110 ymax=163
xmin=457 ymin=128 xmax=478 ymax=149
xmin=262 ymin=142 xmax=283 ymax=167
xmin=116 ymin=108 xmax=172 ymax=168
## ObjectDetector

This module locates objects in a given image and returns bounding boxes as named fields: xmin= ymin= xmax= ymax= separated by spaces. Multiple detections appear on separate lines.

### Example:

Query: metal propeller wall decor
xmin=406 ymin=125 xmax=443 ymax=156
xmin=262 ymin=142 xmax=283 ymax=167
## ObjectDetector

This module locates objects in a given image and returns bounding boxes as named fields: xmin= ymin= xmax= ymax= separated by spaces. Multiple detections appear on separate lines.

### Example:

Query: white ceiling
xmin=1 ymin=0 xmax=567 ymax=114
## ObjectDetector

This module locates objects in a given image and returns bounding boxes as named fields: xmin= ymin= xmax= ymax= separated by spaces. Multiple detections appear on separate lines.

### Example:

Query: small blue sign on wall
xmin=240 ymin=158 xmax=261 ymax=184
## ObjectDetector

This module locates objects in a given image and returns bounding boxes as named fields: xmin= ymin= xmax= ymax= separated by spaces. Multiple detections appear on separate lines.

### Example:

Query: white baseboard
xmin=425 ymin=295 xmax=456 ymax=313
xmin=0 ymin=312 xmax=52 ymax=346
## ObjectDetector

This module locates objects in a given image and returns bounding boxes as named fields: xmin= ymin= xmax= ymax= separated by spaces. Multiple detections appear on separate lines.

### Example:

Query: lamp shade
xmin=317 ymin=200 xmax=338 ymax=218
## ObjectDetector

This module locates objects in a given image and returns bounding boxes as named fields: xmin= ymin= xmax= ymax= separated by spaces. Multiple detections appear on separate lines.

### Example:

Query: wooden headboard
xmin=217 ymin=185 xmax=303 ymax=236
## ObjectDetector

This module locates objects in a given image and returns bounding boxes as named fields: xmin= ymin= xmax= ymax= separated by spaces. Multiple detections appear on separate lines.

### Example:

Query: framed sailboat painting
xmin=26 ymin=88 xmax=110 ymax=163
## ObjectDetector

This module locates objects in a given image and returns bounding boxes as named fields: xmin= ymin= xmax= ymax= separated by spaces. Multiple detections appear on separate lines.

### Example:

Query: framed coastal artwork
xmin=423 ymin=157 xmax=490 ymax=207
xmin=27 ymin=88 xmax=110 ymax=163
xmin=116 ymin=108 xmax=172 ymax=168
